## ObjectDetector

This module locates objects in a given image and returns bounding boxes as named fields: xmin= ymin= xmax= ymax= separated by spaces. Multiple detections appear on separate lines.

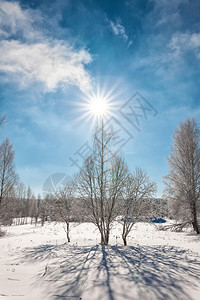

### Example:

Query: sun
xmin=81 ymin=88 xmax=112 ymax=121
xmin=74 ymin=77 xmax=124 ymax=129
xmin=89 ymin=95 xmax=108 ymax=117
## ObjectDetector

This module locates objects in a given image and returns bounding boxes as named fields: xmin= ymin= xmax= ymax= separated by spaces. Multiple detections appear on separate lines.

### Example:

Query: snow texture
xmin=0 ymin=220 xmax=200 ymax=299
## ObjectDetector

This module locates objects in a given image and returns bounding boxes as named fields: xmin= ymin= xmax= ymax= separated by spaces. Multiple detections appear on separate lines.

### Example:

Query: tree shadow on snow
xmin=21 ymin=244 xmax=200 ymax=300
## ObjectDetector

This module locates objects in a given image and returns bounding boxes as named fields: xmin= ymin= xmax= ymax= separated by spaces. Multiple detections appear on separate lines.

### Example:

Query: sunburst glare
xmin=74 ymin=77 xmax=125 ymax=130
xmin=89 ymin=95 xmax=108 ymax=117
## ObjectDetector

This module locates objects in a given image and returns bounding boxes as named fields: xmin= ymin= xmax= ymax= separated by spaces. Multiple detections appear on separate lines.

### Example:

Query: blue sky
xmin=0 ymin=0 xmax=200 ymax=197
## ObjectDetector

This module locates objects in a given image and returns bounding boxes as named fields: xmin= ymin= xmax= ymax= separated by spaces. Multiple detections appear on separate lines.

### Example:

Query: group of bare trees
xmin=0 ymin=116 xmax=46 ymax=227
xmin=65 ymin=117 xmax=200 ymax=243
xmin=1 ymin=112 xmax=199 ymax=243
xmin=11 ymin=184 xmax=47 ymax=226
xmin=0 ymin=114 xmax=157 ymax=244
xmin=45 ymin=123 xmax=157 ymax=245
xmin=72 ymin=123 xmax=157 ymax=245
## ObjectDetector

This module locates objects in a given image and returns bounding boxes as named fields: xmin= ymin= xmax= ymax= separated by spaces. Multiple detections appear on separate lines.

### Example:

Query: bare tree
xmin=0 ymin=138 xmax=18 ymax=210
xmin=121 ymin=168 xmax=157 ymax=245
xmin=40 ymin=194 xmax=54 ymax=226
xmin=77 ymin=124 xmax=128 ymax=245
xmin=22 ymin=186 xmax=34 ymax=224
xmin=34 ymin=194 xmax=41 ymax=226
xmin=14 ymin=182 xmax=27 ymax=225
xmin=164 ymin=118 xmax=200 ymax=234
xmin=51 ymin=184 xmax=76 ymax=242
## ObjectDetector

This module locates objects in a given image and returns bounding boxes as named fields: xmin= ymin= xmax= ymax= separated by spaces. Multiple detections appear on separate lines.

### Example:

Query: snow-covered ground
xmin=0 ymin=220 xmax=200 ymax=300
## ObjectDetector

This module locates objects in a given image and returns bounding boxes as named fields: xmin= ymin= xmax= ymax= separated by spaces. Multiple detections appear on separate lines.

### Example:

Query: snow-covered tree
xmin=121 ymin=168 xmax=157 ymax=245
xmin=164 ymin=118 xmax=200 ymax=234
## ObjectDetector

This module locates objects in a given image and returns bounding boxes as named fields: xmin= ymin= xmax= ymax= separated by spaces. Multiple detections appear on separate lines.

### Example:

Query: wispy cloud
xmin=0 ymin=0 xmax=93 ymax=92
xmin=109 ymin=19 xmax=129 ymax=42
xmin=169 ymin=32 xmax=200 ymax=59
xmin=152 ymin=0 xmax=184 ymax=25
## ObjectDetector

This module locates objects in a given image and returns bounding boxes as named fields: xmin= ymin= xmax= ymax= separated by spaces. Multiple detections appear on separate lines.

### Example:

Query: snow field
xmin=0 ymin=221 xmax=200 ymax=299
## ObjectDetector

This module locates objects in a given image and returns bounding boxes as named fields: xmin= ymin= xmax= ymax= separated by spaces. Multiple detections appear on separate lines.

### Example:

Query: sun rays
xmin=73 ymin=77 xmax=125 ymax=131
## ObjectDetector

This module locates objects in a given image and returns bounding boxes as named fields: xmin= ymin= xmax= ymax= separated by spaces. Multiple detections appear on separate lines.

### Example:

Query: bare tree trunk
xmin=101 ymin=232 xmax=104 ymax=245
xmin=122 ymin=222 xmax=127 ymax=246
xmin=41 ymin=214 xmax=45 ymax=226
xmin=122 ymin=235 xmax=127 ymax=246
xmin=192 ymin=206 xmax=200 ymax=234
xmin=66 ymin=222 xmax=70 ymax=242
xmin=105 ymin=230 xmax=109 ymax=246
xmin=63 ymin=222 xmax=71 ymax=242
xmin=100 ymin=230 xmax=109 ymax=245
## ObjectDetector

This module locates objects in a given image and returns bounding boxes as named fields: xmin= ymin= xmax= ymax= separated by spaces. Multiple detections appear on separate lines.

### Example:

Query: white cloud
xmin=0 ymin=0 xmax=40 ymax=40
xmin=0 ymin=0 xmax=93 ymax=92
xmin=169 ymin=32 xmax=200 ymax=59
xmin=0 ymin=40 xmax=92 ymax=91
xmin=109 ymin=19 xmax=128 ymax=42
